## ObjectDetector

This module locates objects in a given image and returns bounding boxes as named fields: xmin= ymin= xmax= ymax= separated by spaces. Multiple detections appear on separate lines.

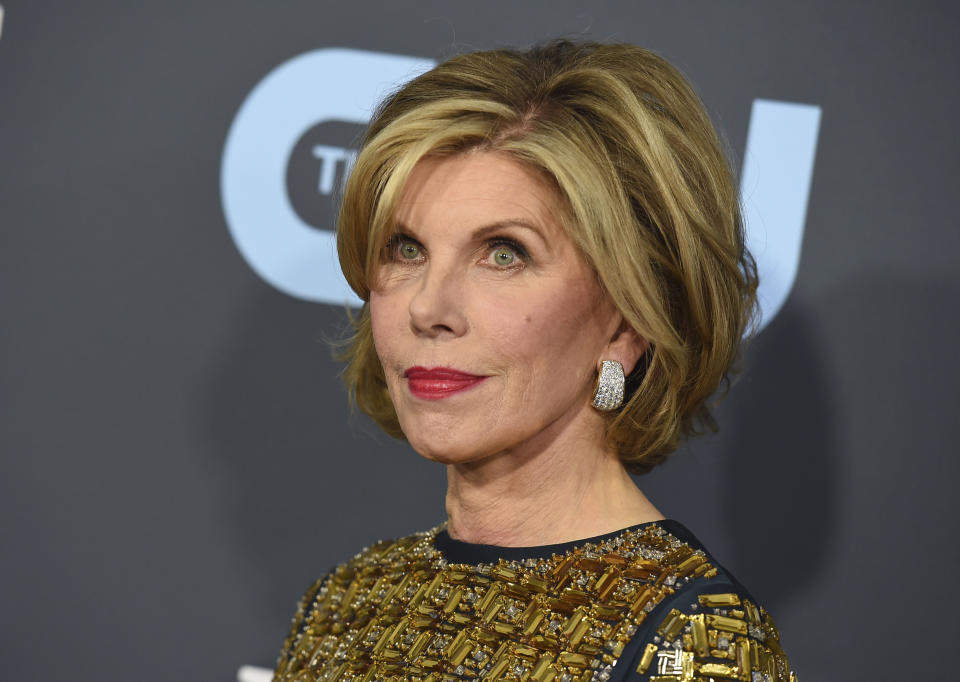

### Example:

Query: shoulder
xmin=617 ymin=523 xmax=796 ymax=681
xmin=273 ymin=528 xmax=439 ymax=670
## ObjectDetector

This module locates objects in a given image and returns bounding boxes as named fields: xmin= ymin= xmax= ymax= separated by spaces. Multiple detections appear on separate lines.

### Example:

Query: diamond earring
xmin=592 ymin=360 xmax=625 ymax=411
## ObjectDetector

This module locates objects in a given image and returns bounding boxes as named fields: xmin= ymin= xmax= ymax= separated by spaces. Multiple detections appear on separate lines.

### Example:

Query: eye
xmin=384 ymin=234 xmax=424 ymax=263
xmin=399 ymin=241 xmax=421 ymax=260
xmin=492 ymin=246 xmax=516 ymax=266
xmin=483 ymin=239 xmax=528 ymax=269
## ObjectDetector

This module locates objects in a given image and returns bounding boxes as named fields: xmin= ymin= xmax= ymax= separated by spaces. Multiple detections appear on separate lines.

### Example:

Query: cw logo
xmin=220 ymin=48 xmax=820 ymax=330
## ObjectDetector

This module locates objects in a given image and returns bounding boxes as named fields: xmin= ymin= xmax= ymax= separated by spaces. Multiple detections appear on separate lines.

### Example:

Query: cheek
xmin=491 ymin=285 xmax=604 ymax=372
xmin=369 ymin=293 xmax=402 ymax=365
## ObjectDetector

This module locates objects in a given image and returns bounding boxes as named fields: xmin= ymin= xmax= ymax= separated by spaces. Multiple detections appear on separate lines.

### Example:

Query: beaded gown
xmin=273 ymin=520 xmax=796 ymax=682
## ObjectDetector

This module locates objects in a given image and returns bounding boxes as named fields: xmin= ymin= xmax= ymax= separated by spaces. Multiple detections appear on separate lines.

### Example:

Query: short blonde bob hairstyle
xmin=337 ymin=40 xmax=757 ymax=475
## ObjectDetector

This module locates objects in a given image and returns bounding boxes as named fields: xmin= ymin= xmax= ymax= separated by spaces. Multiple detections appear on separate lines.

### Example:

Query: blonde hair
xmin=337 ymin=40 xmax=757 ymax=474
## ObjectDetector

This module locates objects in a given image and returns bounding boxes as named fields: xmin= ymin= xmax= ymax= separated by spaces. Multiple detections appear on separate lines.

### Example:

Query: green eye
xmin=399 ymin=242 xmax=421 ymax=260
xmin=492 ymin=247 xmax=515 ymax=266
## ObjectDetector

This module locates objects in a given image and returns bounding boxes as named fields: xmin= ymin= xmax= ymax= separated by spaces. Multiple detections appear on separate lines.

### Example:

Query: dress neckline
xmin=433 ymin=518 xmax=701 ymax=565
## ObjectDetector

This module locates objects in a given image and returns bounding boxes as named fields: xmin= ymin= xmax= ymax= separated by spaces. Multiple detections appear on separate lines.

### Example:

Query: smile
xmin=404 ymin=366 xmax=487 ymax=400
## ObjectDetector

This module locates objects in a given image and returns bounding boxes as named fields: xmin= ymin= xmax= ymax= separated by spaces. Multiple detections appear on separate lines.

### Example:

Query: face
xmin=369 ymin=151 xmax=628 ymax=465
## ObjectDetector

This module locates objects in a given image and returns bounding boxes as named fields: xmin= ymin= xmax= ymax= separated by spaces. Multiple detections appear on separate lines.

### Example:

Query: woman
xmin=274 ymin=40 xmax=796 ymax=682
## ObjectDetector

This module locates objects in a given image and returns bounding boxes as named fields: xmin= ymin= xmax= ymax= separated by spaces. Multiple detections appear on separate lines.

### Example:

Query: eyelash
xmin=383 ymin=234 xmax=530 ymax=269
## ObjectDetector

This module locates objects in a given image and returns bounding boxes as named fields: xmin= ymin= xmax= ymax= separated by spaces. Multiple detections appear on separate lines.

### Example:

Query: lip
xmin=404 ymin=366 xmax=487 ymax=400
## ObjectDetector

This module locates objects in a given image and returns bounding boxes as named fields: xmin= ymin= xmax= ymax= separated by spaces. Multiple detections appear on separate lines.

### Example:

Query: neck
xmin=443 ymin=425 xmax=663 ymax=546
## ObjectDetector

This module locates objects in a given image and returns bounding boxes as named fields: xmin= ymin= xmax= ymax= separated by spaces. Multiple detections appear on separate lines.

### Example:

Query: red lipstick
xmin=404 ymin=366 xmax=487 ymax=400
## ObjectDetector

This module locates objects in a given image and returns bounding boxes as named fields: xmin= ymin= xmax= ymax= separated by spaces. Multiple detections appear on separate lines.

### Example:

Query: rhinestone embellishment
xmin=273 ymin=525 xmax=796 ymax=682
xmin=592 ymin=360 xmax=625 ymax=411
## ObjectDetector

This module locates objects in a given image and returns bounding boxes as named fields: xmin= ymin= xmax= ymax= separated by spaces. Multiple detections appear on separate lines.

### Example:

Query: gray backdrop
xmin=2 ymin=1 xmax=958 ymax=680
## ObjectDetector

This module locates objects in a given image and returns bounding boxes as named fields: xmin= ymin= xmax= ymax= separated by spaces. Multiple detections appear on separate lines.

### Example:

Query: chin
xmin=403 ymin=423 xmax=501 ymax=466
xmin=407 ymin=436 xmax=485 ymax=465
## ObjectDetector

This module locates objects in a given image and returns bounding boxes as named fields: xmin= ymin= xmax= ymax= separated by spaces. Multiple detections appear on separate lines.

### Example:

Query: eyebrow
xmin=470 ymin=219 xmax=546 ymax=241
xmin=394 ymin=218 xmax=548 ymax=243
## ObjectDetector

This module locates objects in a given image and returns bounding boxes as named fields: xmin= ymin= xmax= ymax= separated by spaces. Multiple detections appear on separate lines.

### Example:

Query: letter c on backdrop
xmin=220 ymin=49 xmax=436 ymax=305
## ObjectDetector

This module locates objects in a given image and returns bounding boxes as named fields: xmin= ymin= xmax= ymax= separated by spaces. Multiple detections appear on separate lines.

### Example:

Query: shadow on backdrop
xmin=639 ymin=300 xmax=837 ymax=614
xmin=720 ymin=303 xmax=838 ymax=611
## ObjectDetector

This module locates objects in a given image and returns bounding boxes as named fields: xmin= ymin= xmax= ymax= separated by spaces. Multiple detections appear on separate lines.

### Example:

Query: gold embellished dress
xmin=273 ymin=521 xmax=796 ymax=682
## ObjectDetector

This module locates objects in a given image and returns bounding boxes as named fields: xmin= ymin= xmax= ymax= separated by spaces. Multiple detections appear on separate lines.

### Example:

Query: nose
xmin=408 ymin=261 xmax=468 ymax=338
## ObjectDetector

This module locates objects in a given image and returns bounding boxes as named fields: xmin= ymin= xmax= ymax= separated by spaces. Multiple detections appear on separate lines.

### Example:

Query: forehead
xmin=395 ymin=151 xmax=565 ymax=234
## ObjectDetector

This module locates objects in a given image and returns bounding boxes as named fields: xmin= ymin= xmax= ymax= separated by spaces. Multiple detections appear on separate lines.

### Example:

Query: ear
xmin=602 ymin=318 xmax=649 ymax=376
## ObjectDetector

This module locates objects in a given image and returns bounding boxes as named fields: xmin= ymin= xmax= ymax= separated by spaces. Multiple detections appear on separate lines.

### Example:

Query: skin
xmin=369 ymin=150 xmax=663 ymax=546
